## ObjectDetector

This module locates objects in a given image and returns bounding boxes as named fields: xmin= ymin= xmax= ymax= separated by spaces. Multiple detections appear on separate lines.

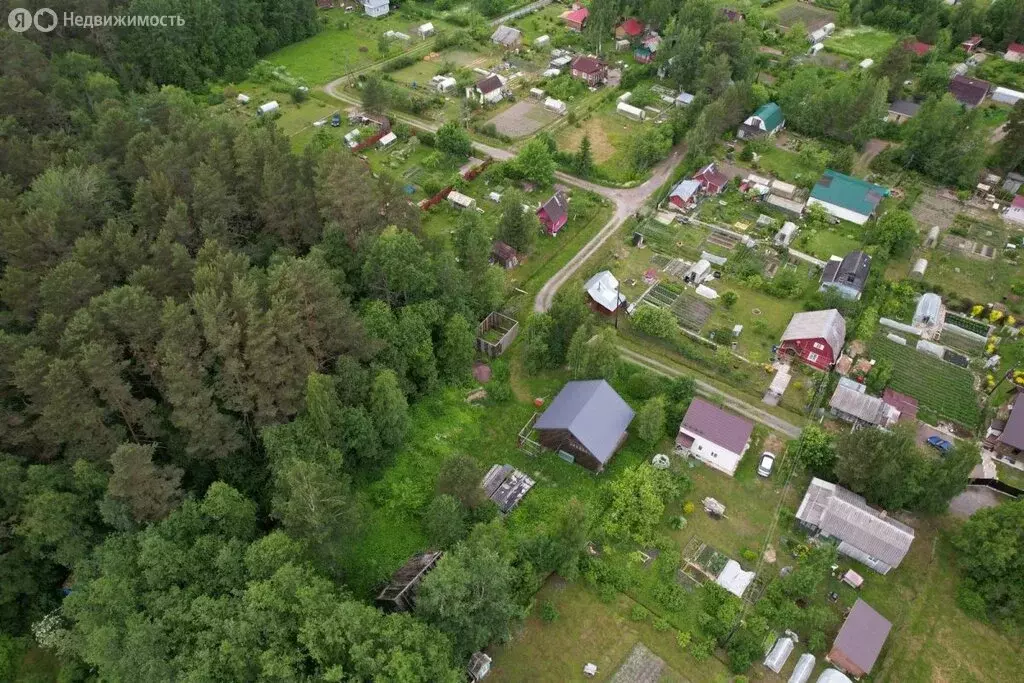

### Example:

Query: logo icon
xmin=34 ymin=8 xmax=58 ymax=32
xmin=8 ymin=8 xmax=32 ymax=32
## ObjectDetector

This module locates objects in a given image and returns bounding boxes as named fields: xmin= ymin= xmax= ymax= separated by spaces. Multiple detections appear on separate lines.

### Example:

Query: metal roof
xmin=584 ymin=270 xmax=625 ymax=312
xmin=679 ymin=398 xmax=754 ymax=455
xmin=821 ymin=251 xmax=871 ymax=293
xmin=831 ymin=599 xmax=892 ymax=675
xmin=490 ymin=25 xmax=522 ymax=45
xmin=534 ymin=380 xmax=635 ymax=464
xmin=796 ymin=478 xmax=914 ymax=568
xmin=888 ymin=99 xmax=921 ymax=117
xmin=998 ymin=393 xmax=1024 ymax=451
xmin=780 ymin=309 xmax=846 ymax=358
xmin=810 ymin=171 xmax=888 ymax=218
xmin=752 ymin=102 xmax=784 ymax=131
xmin=948 ymin=74 xmax=990 ymax=106
xmin=829 ymin=383 xmax=899 ymax=426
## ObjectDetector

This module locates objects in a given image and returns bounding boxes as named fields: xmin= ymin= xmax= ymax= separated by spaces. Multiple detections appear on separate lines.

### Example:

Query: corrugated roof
xmin=490 ymin=25 xmax=522 ymax=45
xmin=679 ymin=397 xmax=754 ymax=455
xmin=571 ymin=55 xmax=605 ymax=74
xmin=810 ymin=171 xmax=888 ymax=217
xmin=998 ymin=393 xmax=1024 ymax=451
xmin=948 ymin=74 xmax=990 ymax=106
xmin=829 ymin=384 xmax=899 ymax=426
xmin=781 ymin=309 xmax=846 ymax=358
xmin=534 ymin=380 xmax=635 ymax=464
xmin=753 ymin=102 xmax=784 ymax=131
xmin=832 ymin=599 xmax=892 ymax=675
xmin=821 ymin=251 xmax=871 ymax=293
xmin=888 ymin=100 xmax=921 ymax=117
xmin=584 ymin=270 xmax=625 ymax=312
xmin=796 ymin=478 xmax=914 ymax=568
xmin=670 ymin=179 xmax=700 ymax=201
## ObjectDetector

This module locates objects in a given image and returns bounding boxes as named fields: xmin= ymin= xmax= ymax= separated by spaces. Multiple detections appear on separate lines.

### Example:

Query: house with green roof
xmin=738 ymin=102 xmax=785 ymax=139
xmin=806 ymin=170 xmax=890 ymax=226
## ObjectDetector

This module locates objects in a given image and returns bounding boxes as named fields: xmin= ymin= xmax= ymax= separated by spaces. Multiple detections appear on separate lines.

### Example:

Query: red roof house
xmin=615 ymin=18 xmax=645 ymax=40
xmin=570 ymin=55 xmax=607 ymax=86
xmin=537 ymin=191 xmax=569 ymax=235
xmin=694 ymin=163 xmax=729 ymax=195
xmin=562 ymin=6 xmax=589 ymax=32
xmin=960 ymin=35 xmax=982 ymax=52
xmin=1006 ymin=43 xmax=1024 ymax=62
xmin=905 ymin=40 xmax=932 ymax=57
xmin=882 ymin=388 xmax=918 ymax=423
xmin=779 ymin=309 xmax=846 ymax=371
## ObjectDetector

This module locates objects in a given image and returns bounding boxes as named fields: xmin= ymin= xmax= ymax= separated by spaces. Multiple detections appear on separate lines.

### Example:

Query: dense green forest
xmin=0 ymin=21 xmax=519 ymax=678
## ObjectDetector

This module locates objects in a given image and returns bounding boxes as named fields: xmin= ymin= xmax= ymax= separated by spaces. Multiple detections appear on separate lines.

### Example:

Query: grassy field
xmin=825 ymin=27 xmax=899 ymax=60
xmin=389 ymin=48 xmax=491 ymax=85
xmin=886 ymin=248 xmax=1024 ymax=316
xmin=557 ymin=105 xmax=647 ymax=184
xmin=868 ymin=334 xmax=981 ymax=428
xmin=795 ymin=227 xmax=862 ymax=260
xmin=260 ymin=9 xmax=447 ymax=84
xmin=752 ymin=145 xmax=823 ymax=188
xmin=704 ymin=279 xmax=811 ymax=362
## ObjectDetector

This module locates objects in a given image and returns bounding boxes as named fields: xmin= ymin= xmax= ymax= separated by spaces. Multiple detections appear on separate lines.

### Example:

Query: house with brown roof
xmin=537 ymin=191 xmax=569 ymax=235
xmin=990 ymin=391 xmax=1024 ymax=462
xmin=570 ymin=55 xmax=608 ymax=86
xmin=675 ymin=398 xmax=754 ymax=477
xmin=796 ymin=478 xmax=915 ymax=574
xmin=948 ymin=74 xmax=990 ymax=107
xmin=882 ymin=388 xmax=918 ymax=423
xmin=474 ymin=74 xmax=505 ymax=104
xmin=960 ymin=34 xmax=982 ymax=52
xmin=828 ymin=599 xmax=892 ymax=677
xmin=491 ymin=241 xmax=520 ymax=269
xmin=693 ymin=163 xmax=729 ymax=195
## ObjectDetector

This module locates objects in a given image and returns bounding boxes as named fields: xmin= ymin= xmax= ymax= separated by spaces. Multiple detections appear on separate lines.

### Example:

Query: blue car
xmin=926 ymin=435 xmax=953 ymax=453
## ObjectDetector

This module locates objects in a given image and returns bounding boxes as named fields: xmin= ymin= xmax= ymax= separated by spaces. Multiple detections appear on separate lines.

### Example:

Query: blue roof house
xmin=534 ymin=380 xmax=635 ymax=472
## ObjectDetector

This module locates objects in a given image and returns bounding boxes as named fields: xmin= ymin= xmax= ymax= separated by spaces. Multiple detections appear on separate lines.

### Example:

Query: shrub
xmin=669 ymin=515 xmax=687 ymax=530
xmin=597 ymin=582 xmax=618 ymax=603
xmin=682 ymin=501 xmax=695 ymax=515
xmin=676 ymin=630 xmax=692 ymax=650
xmin=541 ymin=599 xmax=559 ymax=623
xmin=689 ymin=635 xmax=713 ymax=661
xmin=629 ymin=604 xmax=649 ymax=622
xmin=741 ymin=548 xmax=758 ymax=563
xmin=653 ymin=617 xmax=671 ymax=632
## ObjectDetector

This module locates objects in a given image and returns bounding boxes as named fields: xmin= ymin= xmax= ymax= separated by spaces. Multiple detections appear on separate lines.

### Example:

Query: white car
xmin=757 ymin=452 xmax=776 ymax=478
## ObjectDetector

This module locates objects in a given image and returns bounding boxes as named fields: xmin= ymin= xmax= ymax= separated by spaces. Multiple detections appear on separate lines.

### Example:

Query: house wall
xmin=678 ymin=431 xmax=745 ymax=476
xmin=779 ymin=338 xmax=834 ymax=370
xmin=806 ymin=197 xmax=871 ymax=225
xmin=363 ymin=0 xmax=389 ymax=17
xmin=536 ymin=429 xmax=603 ymax=472
xmin=480 ymin=89 xmax=503 ymax=104
xmin=827 ymin=646 xmax=867 ymax=678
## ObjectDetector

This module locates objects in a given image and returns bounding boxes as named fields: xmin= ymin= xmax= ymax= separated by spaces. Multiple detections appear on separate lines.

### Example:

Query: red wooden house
xmin=693 ymin=163 xmax=729 ymax=195
xmin=615 ymin=17 xmax=645 ymax=41
xmin=570 ymin=55 xmax=608 ymax=86
xmin=562 ymin=6 xmax=588 ymax=32
xmin=779 ymin=309 xmax=846 ymax=371
xmin=537 ymin=191 xmax=569 ymax=235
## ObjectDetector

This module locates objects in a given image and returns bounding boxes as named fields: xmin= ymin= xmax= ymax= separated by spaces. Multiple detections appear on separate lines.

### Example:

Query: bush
xmin=669 ymin=515 xmax=687 ymax=530
xmin=682 ymin=501 xmax=695 ymax=515
xmin=541 ymin=599 xmax=559 ymax=623
xmin=676 ymin=630 xmax=691 ymax=650
xmin=689 ymin=635 xmax=713 ymax=661
xmin=653 ymin=617 xmax=671 ymax=632
xmin=741 ymin=548 xmax=758 ymax=563
xmin=597 ymin=582 xmax=618 ymax=603
xmin=630 ymin=604 xmax=650 ymax=622
xmin=292 ymin=87 xmax=308 ymax=104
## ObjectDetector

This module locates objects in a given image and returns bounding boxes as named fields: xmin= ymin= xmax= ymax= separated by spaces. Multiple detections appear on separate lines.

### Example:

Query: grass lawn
xmin=996 ymin=461 xmax=1024 ymax=490
xmin=975 ymin=56 xmax=1024 ymax=91
xmin=825 ymin=26 xmax=898 ymax=60
xmin=868 ymin=334 xmax=981 ymax=429
xmin=389 ymin=48 xmax=491 ymax=85
xmin=507 ymin=2 xmax=572 ymax=43
xmin=557 ymin=105 xmax=647 ymax=184
xmin=259 ymin=9 xmax=448 ymax=84
xmin=704 ymin=281 xmax=809 ymax=363
xmin=794 ymin=227 xmax=863 ymax=260
xmin=888 ymin=248 xmax=1024 ymax=317
xmin=752 ymin=145 xmax=823 ymax=189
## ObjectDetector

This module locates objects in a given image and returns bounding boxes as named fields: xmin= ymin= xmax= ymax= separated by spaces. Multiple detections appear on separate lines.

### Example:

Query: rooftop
xmin=538 ymin=191 xmax=569 ymax=224
xmin=888 ymin=99 xmax=921 ymax=117
xmin=810 ymin=170 xmax=888 ymax=217
xmin=832 ymin=599 xmax=892 ymax=675
xmin=829 ymin=382 xmax=899 ymax=426
xmin=821 ymin=250 xmax=872 ymax=293
xmin=571 ymin=55 xmax=606 ymax=74
xmin=780 ymin=309 xmax=846 ymax=358
xmin=752 ymin=102 xmax=784 ymax=131
xmin=534 ymin=380 xmax=635 ymax=464
xmin=476 ymin=74 xmax=503 ymax=94
xmin=998 ymin=392 xmax=1024 ymax=451
xmin=679 ymin=397 xmax=754 ymax=455
xmin=618 ymin=17 xmax=645 ymax=37
xmin=948 ymin=74 xmax=990 ymax=106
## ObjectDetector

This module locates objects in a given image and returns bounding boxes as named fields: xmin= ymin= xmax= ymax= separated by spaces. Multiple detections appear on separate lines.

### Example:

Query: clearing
xmin=489 ymin=100 xmax=560 ymax=138
xmin=768 ymin=0 xmax=837 ymax=30
xmin=825 ymin=27 xmax=899 ymax=60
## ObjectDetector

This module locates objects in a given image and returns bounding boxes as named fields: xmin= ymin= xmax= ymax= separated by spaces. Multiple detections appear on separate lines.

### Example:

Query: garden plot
xmin=869 ymin=334 xmax=981 ymax=428
xmin=671 ymin=294 xmax=714 ymax=331
xmin=488 ymin=100 xmax=558 ymax=138
xmin=768 ymin=0 xmax=836 ymax=30
xmin=942 ymin=234 xmax=997 ymax=259
xmin=705 ymin=230 xmax=740 ymax=250
xmin=825 ymin=27 xmax=898 ymax=60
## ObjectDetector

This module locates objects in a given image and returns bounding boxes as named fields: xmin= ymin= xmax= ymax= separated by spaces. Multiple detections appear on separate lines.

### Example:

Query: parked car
xmin=330 ymin=113 xmax=341 ymax=127
xmin=926 ymin=435 xmax=953 ymax=454
xmin=757 ymin=452 xmax=776 ymax=477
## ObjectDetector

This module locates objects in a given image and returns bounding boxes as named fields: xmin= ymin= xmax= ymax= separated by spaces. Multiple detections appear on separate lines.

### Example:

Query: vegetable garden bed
xmin=945 ymin=312 xmax=990 ymax=337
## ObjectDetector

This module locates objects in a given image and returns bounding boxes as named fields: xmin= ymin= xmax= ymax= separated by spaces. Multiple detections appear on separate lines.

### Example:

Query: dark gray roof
xmin=948 ymin=75 xmax=990 ymax=106
xmin=481 ymin=464 xmax=535 ymax=513
xmin=476 ymin=74 xmax=503 ymax=94
xmin=539 ymin=191 xmax=568 ymax=224
xmin=999 ymin=392 xmax=1024 ymax=450
xmin=534 ymin=380 xmax=635 ymax=464
xmin=832 ymin=599 xmax=891 ymax=675
xmin=821 ymin=250 xmax=871 ymax=293
xmin=888 ymin=100 xmax=921 ymax=117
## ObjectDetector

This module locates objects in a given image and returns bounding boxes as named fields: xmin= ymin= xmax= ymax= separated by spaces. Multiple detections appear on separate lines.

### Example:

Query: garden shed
xmin=476 ymin=311 xmax=519 ymax=357
xmin=375 ymin=551 xmax=443 ymax=613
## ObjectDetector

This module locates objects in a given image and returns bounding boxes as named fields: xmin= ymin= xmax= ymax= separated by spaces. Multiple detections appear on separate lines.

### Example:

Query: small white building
xmin=377 ymin=131 xmax=397 ymax=148
xmin=236 ymin=93 xmax=250 ymax=104
xmin=809 ymin=42 xmax=825 ymax=56
xmin=859 ymin=58 xmax=874 ymax=69
xmin=529 ymin=87 xmax=545 ymax=99
xmin=674 ymin=91 xmax=695 ymax=107
xmin=775 ymin=221 xmax=799 ymax=247
xmin=686 ymin=259 xmax=712 ymax=285
xmin=716 ymin=560 xmax=755 ymax=599
xmin=550 ymin=55 xmax=572 ymax=68
xmin=361 ymin=0 xmax=389 ymax=18
xmin=384 ymin=30 xmax=410 ymax=41
xmin=535 ymin=34 xmax=550 ymax=47
xmin=257 ymin=100 xmax=279 ymax=116
xmin=431 ymin=75 xmax=458 ymax=93
xmin=447 ymin=191 xmax=477 ymax=210
xmin=616 ymin=101 xmax=646 ymax=121
xmin=542 ymin=67 xmax=561 ymax=78
xmin=544 ymin=97 xmax=567 ymax=115
xmin=417 ymin=22 xmax=434 ymax=38
xmin=676 ymin=398 xmax=754 ymax=477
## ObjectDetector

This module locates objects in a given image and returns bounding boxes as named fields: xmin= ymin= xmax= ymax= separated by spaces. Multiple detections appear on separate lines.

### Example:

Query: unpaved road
xmin=618 ymin=346 xmax=804 ymax=438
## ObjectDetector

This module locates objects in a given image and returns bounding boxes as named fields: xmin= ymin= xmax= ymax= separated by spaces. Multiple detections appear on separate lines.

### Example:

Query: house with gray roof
xmin=534 ymin=380 xmax=635 ymax=472
xmin=490 ymin=25 xmax=522 ymax=49
xmin=820 ymin=250 xmax=871 ymax=300
xmin=828 ymin=599 xmax=892 ymax=677
xmin=829 ymin=380 xmax=900 ymax=428
xmin=796 ymin=478 xmax=915 ymax=574
xmin=886 ymin=99 xmax=920 ymax=123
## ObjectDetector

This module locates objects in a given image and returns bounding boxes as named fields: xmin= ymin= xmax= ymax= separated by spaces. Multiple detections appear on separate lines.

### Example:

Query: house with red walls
xmin=537 ymin=191 xmax=569 ymax=235
xmin=779 ymin=309 xmax=846 ymax=370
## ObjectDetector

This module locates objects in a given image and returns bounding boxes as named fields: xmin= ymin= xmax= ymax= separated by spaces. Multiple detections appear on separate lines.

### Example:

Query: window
xmin=807 ymin=352 xmax=820 ymax=363
xmin=812 ymin=342 xmax=825 ymax=351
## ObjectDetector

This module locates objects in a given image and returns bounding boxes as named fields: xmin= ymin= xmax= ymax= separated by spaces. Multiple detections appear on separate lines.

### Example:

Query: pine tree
xmin=369 ymin=368 xmax=410 ymax=451
xmin=574 ymin=135 xmax=594 ymax=177
xmin=105 ymin=443 xmax=183 ymax=524
xmin=438 ymin=314 xmax=475 ymax=385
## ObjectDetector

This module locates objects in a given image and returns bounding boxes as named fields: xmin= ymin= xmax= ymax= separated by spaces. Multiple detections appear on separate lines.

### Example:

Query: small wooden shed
xmin=375 ymin=550 xmax=443 ymax=613
xmin=476 ymin=311 xmax=519 ymax=357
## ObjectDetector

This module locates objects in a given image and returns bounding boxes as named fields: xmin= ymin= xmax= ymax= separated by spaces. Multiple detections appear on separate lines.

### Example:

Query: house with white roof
xmin=361 ymin=0 xmax=389 ymax=18
xmin=584 ymin=271 xmax=626 ymax=313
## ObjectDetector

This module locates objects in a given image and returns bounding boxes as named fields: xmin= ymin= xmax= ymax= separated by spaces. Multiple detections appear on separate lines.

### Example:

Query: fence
xmin=419 ymin=186 xmax=453 ymax=211
xmin=476 ymin=311 xmax=519 ymax=357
